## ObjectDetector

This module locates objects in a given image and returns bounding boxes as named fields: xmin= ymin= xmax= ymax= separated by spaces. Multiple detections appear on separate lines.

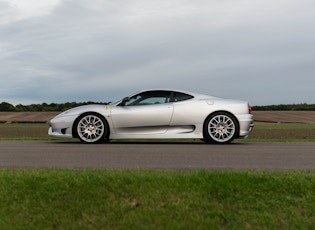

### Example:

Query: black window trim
xmin=170 ymin=91 xmax=194 ymax=103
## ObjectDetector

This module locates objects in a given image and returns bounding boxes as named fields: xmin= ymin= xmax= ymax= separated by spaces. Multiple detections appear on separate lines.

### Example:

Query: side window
xmin=172 ymin=92 xmax=194 ymax=102
xmin=125 ymin=91 xmax=171 ymax=106
xmin=138 ymin=96 xmax=167 ymax=105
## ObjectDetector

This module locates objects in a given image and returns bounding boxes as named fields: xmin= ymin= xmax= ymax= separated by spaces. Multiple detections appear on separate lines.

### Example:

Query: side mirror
xmin=121 ymin=97 xmax=130 ymax=106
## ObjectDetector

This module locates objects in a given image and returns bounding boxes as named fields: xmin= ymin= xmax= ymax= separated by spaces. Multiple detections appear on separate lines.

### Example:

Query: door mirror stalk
xmin=121 ymin=97 xmax=130 ymax=106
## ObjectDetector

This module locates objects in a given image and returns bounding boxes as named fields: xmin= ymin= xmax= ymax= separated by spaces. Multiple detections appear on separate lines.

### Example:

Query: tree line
xmin=0 ymin=101 xmax=109 ymax=112
xmin=252 ymin=103 xmax=315 ymax=111
xmin=0 ymin=101 xmax=314 ymax=112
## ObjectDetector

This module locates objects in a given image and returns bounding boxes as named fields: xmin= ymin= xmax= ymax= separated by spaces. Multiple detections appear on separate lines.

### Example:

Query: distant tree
xmin=0 ymin=102 xmax=15 ymax=111
xmin=15 ymin=104 xmax=28 ymax=111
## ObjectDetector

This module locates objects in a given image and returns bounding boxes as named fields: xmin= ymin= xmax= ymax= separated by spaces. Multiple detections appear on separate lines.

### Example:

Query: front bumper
xmin=48 ymin=115 xmax=77 ymax=138
xmin=48 ymin=126 xmax=73 ymax=138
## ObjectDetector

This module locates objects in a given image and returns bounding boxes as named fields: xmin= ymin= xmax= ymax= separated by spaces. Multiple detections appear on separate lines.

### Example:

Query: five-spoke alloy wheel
xmin=75 ymin=113 xmax=108 ymax=143
xmin=204 ymin=112 xmax=238 ymax=144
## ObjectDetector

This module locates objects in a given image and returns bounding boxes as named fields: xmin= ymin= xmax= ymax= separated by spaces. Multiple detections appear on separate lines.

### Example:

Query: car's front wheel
xmin=203 ymin=112 xmax=238 ymax=144
xmin=74 ymin=113 xmax=108 ymax=143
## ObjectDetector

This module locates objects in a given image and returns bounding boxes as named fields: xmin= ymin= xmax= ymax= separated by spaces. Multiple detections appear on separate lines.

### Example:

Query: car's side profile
xmin=48 ymin=89 xmax=253 ymax=144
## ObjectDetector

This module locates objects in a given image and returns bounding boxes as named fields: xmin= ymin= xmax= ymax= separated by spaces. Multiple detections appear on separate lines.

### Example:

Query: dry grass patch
xmin=0 ymin=123 xmax=50 ymax=139
xmin=247 ymin=123 xmax=315 ymax=142
xmin=252 ymin=111 xmax=315 ymax=124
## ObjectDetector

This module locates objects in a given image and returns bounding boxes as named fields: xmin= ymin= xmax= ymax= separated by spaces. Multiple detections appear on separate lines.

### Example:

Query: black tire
xmin=203 ymin=112 xmax=238 ymax=144
xmin=74 ymin=112 xmax=108 ymax=144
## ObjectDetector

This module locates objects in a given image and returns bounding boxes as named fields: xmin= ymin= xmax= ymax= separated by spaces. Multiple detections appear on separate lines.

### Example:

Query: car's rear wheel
xmin=75 ymin=113 xmax=108 ymax=143
xmin=204 ymin=112 xmax=238 ymax=144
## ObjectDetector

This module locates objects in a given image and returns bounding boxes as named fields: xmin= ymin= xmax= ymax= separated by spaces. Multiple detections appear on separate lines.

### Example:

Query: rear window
xmin=172 ymin=92 xmax=194 ymax=102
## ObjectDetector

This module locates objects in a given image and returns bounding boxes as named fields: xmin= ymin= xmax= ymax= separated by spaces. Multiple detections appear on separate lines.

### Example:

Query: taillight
xmin=248 ymin=105 xmax=252 ymax=113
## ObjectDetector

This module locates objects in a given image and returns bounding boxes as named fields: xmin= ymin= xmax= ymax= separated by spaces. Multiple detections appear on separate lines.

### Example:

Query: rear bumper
xmin=237 ymin=114 xmax=254 ymax=137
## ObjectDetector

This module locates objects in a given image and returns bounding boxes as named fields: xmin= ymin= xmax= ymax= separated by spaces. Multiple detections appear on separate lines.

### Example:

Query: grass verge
xmin=1 ymin=122 xmax=315 ymax=142
xmin=0 ymin=169 xmax=315 ymax=229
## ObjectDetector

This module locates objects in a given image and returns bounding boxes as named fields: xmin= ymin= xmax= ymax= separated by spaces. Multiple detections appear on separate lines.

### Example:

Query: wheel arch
xmin=72 ymin=111 xmax=110 ymax=139
xmin=203 ymin=110 xmax=240 ymax=138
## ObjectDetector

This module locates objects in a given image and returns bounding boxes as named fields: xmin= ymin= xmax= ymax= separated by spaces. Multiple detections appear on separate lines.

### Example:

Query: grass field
xmin=1 ymin=122 xmax=315 ymax=142
xmin=243 ymin=122 xmax=315 ymax=142
xmin=0 ymin=123 xmax=52 ymax=140
xmin=1 ymin=169 xmax=315 ymax=229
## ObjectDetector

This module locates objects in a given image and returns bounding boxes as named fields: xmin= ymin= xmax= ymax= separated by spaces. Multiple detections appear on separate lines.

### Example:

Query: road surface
xmin=0 ymin=141 xmax=315 ymax=170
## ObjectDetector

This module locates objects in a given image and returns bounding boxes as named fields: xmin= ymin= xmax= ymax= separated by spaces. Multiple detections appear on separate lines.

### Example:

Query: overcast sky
xmin=1 ymin=0 xmax=314 ymax=105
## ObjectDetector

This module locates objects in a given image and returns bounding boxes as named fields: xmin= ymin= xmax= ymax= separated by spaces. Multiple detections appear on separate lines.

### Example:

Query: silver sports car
xmin=48 ymin=89 xmax=253 ymax=144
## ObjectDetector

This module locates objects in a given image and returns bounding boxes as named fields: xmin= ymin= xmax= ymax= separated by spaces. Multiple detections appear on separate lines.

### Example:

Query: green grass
xmin=1 ymin=122 xmax=315 ymax=142
xmin=1 ymin=169 xmax=315 ymax=229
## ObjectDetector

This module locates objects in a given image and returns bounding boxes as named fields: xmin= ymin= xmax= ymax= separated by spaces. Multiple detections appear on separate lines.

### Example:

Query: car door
xmin=110 ymin=90 xmax=174 ymax=134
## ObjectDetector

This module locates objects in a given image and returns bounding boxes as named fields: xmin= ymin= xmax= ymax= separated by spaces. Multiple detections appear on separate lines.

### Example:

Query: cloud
xmin=0 ymin=0 xmax=61 ymax=24
xmin=0 ymin=0 xmax=315 ymax=105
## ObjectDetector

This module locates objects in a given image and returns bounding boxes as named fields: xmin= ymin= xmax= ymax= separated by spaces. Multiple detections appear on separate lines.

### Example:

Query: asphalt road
xmin=1 ymin=141 xmax=315 ymax=170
